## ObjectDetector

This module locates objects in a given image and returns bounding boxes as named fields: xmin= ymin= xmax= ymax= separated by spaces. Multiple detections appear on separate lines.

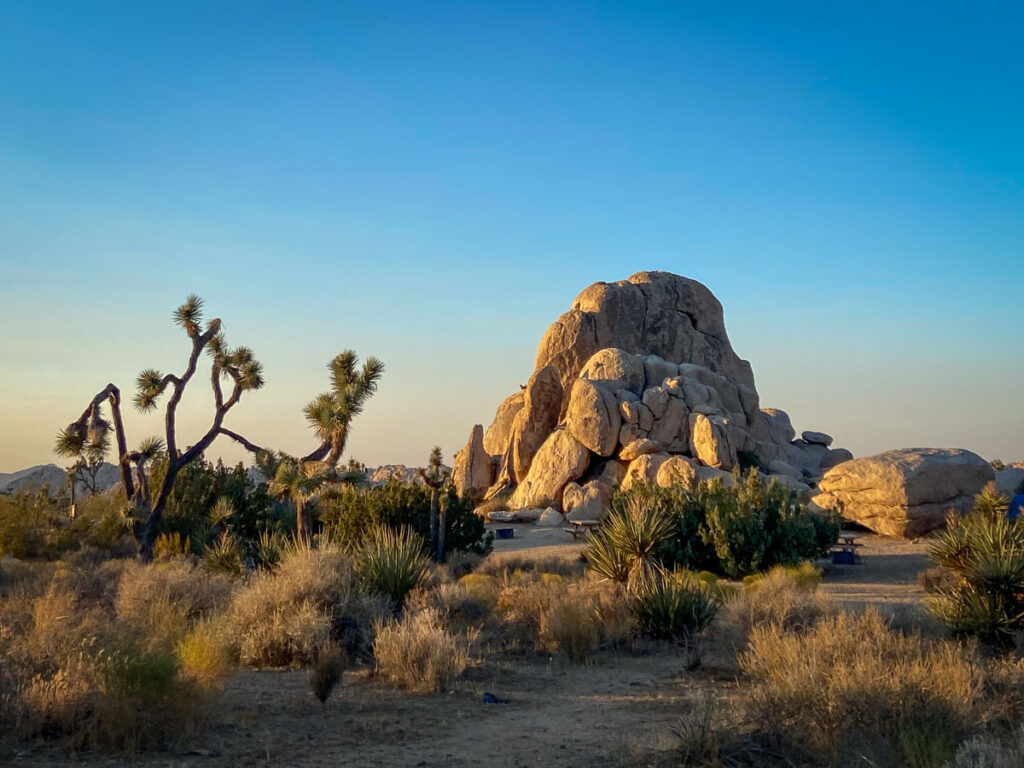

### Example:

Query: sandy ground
xmin=9 ymin=525 xmax=934 ymax=767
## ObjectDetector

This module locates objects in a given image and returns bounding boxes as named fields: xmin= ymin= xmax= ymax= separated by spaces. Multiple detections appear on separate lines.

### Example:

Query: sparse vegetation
xmin=373 ymin=608 xmax=469 ymax=692
xmin=928 ymin=488 xmax=1024 ymax=645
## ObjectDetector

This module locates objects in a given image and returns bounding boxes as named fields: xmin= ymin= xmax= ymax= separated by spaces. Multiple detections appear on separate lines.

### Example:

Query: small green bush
xmin=631 ymin=570 xmax=719 ymax=643
xmin=356 ymin=526 xmax=431 ymax=609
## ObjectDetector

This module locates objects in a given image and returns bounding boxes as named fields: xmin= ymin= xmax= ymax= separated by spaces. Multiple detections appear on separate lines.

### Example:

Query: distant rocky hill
xmin=0 ymin=462 xmax=121 ymax=497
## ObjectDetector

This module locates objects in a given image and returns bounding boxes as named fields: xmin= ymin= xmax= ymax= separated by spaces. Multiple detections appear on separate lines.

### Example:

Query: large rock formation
xmin=453 ymin=271 xmax=847 ymax=520
xmin=812 ymin=448 xmax=994 ymax=537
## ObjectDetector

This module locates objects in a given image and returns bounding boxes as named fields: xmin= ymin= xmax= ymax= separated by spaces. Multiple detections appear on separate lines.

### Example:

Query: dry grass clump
xmin=494 ymin=572 xmax=634 ymax=660
xmin=738 ymin=609 xmax=1020 ymax=767
xmin=478 ymin=553 xmax=586 ymax=580
xmin=0 ymin=562 xmax=218 ymax=751
xmin=715 ymin=563 xmax=831 ymax=654
xmin=226 ymin=543 xmax=388 ymax=667
xmin=116 ymin=558 xmax=234 ymax=647
xmin=373 ymin=608 xmax=469 ymax=692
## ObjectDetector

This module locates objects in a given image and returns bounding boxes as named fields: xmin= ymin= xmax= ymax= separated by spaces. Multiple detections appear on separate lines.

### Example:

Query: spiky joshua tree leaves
xmin=302 ymin=351 xmax=385 ymax=467
xmin=58 ymin=295 xmax=266 ymax=560
xmin=245 ymin=354 xmax=384 ymax=539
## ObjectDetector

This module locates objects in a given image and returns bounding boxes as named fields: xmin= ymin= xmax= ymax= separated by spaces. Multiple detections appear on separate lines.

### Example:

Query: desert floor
xmin=8 ymin=527 xmax=932 ymax=768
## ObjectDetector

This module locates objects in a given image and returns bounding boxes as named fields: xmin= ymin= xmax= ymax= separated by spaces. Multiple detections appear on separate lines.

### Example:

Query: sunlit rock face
xmin=813 ymin=449 xmax=994 ymax=538
xmin=453 ymin=271 xmax=843 ymax=516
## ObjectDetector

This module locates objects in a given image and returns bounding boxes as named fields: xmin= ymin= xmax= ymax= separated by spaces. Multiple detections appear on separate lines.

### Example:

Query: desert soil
xmin=9 ymin=526 xmax=932 ymax=767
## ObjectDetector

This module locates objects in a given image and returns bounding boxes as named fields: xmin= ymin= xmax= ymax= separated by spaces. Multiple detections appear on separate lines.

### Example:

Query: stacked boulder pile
xmin=452 ymin=271 xmax=850 ymax=522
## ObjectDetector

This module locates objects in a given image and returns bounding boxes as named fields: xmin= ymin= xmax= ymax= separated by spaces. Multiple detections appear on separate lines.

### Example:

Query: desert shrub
xmin=0 ymin=488 xmax=133 ymax=561
xmin=176 ymin=618 xmax=232 ymax=689
xmin=716 ymin=564 xmax=831 ymax=652
xmin=928 ymin=489 xmax=1024 ymax=646
xmin=544 ymin=596 xmax=600 ymax=662
xmin=356 ymin=525 xmax=431 ymax=609
xmin=632 ymin=570 xmax=719 ymax=643
xmin=116 ymin=559 xmax=234 ymax=647
xmin=0 ymin=565 xmax=216 ymax=751
xmin=309 ymin=642 xmax=347 ymax=703
xmin=226 ymin=542 xmax=387 ymax=667
xmin=319 ymin=480 xmax=493 ymax=555
xmin=695 ymin=470 xmax=838 ymax=577
xmin=737 ymin=609 xmax=1021 ymax=767
xmin=595 ymin=474 xmax=838 ymax=581
xmin=373 ymin=608 xmax=468 ymax=692
xmin=945 ymin=726 xmax=1024 ymax=768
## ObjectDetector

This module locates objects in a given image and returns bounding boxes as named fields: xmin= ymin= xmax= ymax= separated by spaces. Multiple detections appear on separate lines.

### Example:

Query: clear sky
xmin=1 ymin=1 xmax=1022 ymax=472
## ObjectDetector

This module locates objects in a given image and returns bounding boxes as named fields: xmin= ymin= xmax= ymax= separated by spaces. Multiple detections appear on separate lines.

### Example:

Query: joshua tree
xmin=266 ymin=453 xmax=327 ymax=538
xmin=58 ymin=295 xmax=265 ymax=560
xmin=301 ymin=351 xmax=385 ymax=468
xmin=236 ymin=355 xmax=384 ymax=538
xmin=419 ymin=446 xmax=450 ymax=561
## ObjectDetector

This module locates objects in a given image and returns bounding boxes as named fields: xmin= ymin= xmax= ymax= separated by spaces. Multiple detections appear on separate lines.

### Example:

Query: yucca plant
xmin=255 ymin=529 xmax=288 ymax=569
xmin=204 ymin=530 xmax=246 ymax=575
xmin=928 ymin=488 xmax=1024 ymax=645
xmin=584 ymin=489 xmax=675 ymax=589
xmin=631 ymin=569 xmax=720 ymax=644
xmin=356 ymin=525 xmax=430 ymax=610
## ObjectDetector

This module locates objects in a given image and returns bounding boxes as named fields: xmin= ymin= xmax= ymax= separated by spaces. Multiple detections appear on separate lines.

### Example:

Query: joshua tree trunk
xmin=437 ymin=500 xmax=447 ymax=563
xmin=428 ymin=487 xmax=439 ymax=557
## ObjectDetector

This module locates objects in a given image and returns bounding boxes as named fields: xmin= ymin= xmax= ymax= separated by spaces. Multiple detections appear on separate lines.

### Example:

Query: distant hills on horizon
xmin=0 ymin=461 xmax=448 ymax=497
xmin=0 ymin=462 xmax=122 ymax=497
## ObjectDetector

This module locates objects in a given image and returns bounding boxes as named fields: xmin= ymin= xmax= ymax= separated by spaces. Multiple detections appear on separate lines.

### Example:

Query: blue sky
xmin=1 ymin=0 xmax=1022 ymax=471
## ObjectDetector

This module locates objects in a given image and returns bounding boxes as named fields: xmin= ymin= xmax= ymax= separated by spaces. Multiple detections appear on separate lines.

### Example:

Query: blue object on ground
xmin=832 ymin=549 xmax=857 ymax=565
xmin=482 ymin=692 xmax=511 ymax=704
xmin=1010 ymin=494 xmax=1024 ymax=522
xmin=496 ymin=527 xmax=514 ymax=540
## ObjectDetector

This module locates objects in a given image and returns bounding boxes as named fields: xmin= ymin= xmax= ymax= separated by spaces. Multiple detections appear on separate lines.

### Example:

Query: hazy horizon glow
xmin=1 ymin=1 xmax=1022 ymax=473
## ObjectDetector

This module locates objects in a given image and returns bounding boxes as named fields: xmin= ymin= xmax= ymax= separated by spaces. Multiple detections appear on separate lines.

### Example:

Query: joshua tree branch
xmin=218 ymin=428 xmax=264 ymax=455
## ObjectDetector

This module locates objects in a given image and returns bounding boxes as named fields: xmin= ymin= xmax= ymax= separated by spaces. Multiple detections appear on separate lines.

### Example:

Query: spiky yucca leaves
xmin=303 ymin=351 xmax=385 ymax=467
xmin=204 ymin=531 xmax=246 ymax=575
xmin=631 ymin=569 xmax=720 ymax=644
xmin=356 ymin=526 xmax=430 ymax=610
xmin=929 ymin=488 xmax=1024 ymax=645
xmin=584 ymin=488 xmax=675 ymax=589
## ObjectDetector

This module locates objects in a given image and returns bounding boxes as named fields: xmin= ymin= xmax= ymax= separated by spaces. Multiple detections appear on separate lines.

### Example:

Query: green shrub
xmin=631 ymin=570 xmax=719 ymax=643
xmin=928 ymin=489 xmax=1024 ymax=645
xmin=356 ymin=526 xmax=431 ymax=609
xmin=586 ymin=474 xmax=837 ymax=582
xmin=319 ymin=480 xmax=492 ymax=555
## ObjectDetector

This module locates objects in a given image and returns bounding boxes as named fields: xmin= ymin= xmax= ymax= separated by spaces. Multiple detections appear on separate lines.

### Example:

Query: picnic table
xmin=563 ymin=519 xmax=600 ymax=540
xmin=831 ymin=531 xmax=864 ymax=564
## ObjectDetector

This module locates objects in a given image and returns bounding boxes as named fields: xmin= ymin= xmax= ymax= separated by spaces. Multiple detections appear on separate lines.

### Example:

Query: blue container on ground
xmin=1010 ymin=494 xmax=1024 ymax=522
xmin=496 ymin=527 xmax=514 ymax=540
xmin=832 ymin=549 xmax=857 ymax=565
